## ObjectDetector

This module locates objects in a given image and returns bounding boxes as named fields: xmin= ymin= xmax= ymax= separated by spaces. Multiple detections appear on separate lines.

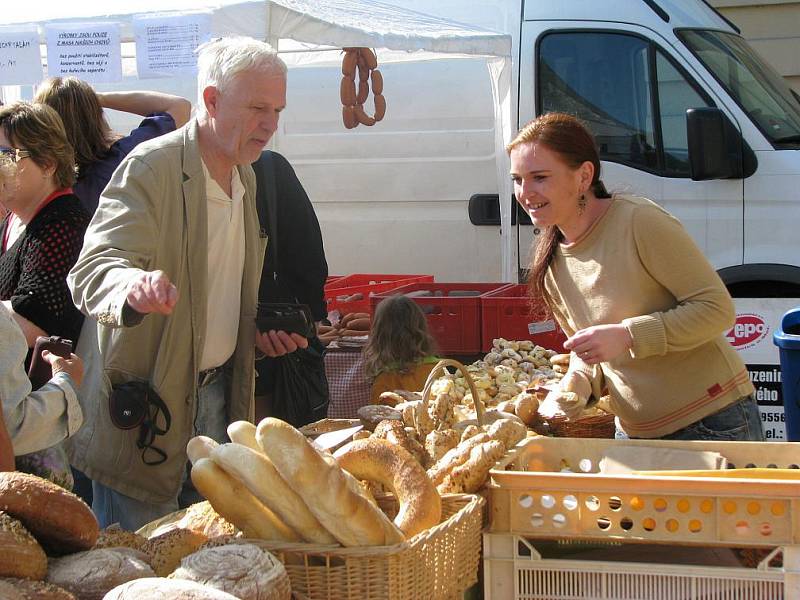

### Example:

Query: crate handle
xmin=421 ymin=359 xmax=486 ymax=428
xmin=515 ymin=535 xmax=541 ymax=560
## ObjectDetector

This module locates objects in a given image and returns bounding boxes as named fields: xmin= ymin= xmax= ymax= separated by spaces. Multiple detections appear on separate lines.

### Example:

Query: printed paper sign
xmin=133 ymin=12 xmax=211 ymax=79
xmin=45 ymin=23 xmax=121 ymax=83
xmin=731 ymin=298 xmax=800 ymax=440
xmin=0 ymin=28 xmax=42 ymax=85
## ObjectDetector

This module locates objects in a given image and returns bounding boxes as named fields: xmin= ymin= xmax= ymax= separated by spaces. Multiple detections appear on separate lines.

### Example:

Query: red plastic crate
xmin=326 ymin=275 xmax=343 ymax=285
xmin=325 ymin=274 xmax=434 ymax=316
xmin=481 ymin=284 xmax=566 ymax=352
xmin=371 ymin=282 xmax=510 ymax=354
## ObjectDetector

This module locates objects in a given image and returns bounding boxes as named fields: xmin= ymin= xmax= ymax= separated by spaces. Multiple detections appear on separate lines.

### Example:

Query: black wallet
xmin=256 ymin=302 xmax=316 ymax=338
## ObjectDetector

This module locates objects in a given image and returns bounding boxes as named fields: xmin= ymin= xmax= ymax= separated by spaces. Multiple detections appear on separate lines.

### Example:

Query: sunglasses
xmin=0 ymin=146 xmax=31 ymax=163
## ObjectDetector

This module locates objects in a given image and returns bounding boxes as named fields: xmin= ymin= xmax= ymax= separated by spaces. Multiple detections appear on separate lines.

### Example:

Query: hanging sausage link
xmin=340 ymin=47 xmax=386 ymax=129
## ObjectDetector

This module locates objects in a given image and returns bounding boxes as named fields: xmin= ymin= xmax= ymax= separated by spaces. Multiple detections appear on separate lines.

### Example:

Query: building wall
xmin=710 ymin=0 xmax=800 ymax=94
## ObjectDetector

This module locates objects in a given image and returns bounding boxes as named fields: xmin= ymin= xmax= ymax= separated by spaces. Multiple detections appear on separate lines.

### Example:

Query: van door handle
xmin=468 ymin=194 xmax=531 ymax=226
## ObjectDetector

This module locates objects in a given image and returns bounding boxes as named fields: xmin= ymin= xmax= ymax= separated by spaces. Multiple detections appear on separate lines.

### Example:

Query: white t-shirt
xmin=199 ymin=162 xmax=246 ymax=371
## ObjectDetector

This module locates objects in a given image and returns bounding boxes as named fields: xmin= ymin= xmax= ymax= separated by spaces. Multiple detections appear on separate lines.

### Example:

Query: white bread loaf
xmin=209 ymin=443 xmax=331 ymax=544
xmin=186 ymin=436 xmax=219 ymax=465
xmin=256 ymin=418 xmax=404 ymax=546
xmin=226 ymin=421 xmax=261 ymax=452
xmin=191 ymin=458 xmax=301 ymax=543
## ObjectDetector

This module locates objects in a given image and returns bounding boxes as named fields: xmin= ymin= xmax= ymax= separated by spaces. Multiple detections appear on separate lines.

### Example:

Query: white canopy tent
xmin=3 ymin=0 xmax=516 ymax=281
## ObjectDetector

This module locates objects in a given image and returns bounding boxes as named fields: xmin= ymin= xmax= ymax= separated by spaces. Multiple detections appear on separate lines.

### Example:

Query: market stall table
xmin=323 ymin=344 xmax=370 ymax=418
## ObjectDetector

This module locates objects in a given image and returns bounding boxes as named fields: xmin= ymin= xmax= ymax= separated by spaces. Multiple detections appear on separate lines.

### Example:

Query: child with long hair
xmin=363 ymin=295 xmax=440 ymax=403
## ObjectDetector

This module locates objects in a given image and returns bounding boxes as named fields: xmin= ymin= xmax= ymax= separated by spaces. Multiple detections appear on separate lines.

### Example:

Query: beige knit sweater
xmin=545 ymin=195 xmax=754 ymax=438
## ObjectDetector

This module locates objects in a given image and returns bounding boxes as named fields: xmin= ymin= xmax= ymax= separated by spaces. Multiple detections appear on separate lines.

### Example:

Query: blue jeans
xmin=616 ymin=395 xmax=765 ymax=442
xmin=92 ymin=371 xmax=228 ymax=531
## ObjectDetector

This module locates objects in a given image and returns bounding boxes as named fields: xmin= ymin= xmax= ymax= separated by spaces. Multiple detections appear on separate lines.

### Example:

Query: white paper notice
xmin=45 ymin=23 xmax=121 ymax=83
xmin=133 ymin=13 xmax=211 ymax=79
xmin=0 ymin=28 xmax=42 ymax=85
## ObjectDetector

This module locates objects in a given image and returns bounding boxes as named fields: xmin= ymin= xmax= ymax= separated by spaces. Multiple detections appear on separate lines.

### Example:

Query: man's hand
xmin=256 ymin=330 xmax=309 ymax=358
xmin=43 ymin=350 xmax=84 ymax=389
xmin=564 ymin=323 xmax=632 ymax=364
xmin=126 ymin=270 xmax=178 ymax=315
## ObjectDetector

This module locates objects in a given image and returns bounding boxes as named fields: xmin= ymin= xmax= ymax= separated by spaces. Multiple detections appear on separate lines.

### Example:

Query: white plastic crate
xmin=488 ymin=437 xmax=800 ymax=547
xmin=484 ymin=533 xmax=799 ymax=600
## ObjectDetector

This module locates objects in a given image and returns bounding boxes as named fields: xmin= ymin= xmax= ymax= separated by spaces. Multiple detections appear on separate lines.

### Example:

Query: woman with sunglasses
xmin=0 ymin=102 xmax=90 ymax=352
xmin=0 ymin=102 xmax=89 ymax=488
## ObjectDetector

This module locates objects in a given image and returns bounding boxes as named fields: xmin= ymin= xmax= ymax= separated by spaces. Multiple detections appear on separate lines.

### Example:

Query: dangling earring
xmin=577 ymin=193 xmax=587 ymax=215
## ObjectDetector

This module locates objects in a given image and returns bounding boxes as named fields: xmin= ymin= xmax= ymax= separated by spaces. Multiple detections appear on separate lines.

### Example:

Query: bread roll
xmin=257 ymin=418 xmax=404 ymax=546
xmin=0 ymin=472 xmax=98 ymax=554
xmin=142 ymin=528 xmax=208 ymax=577
xmin=373 ymin=419 xmax=425 ymax=464
xmin=187 ymin=436 xmax=219 ymax=465
xmin=437 ymin=439 xmax=506 ymax=494
xmin=47 ymin=548 xmax=155 ymax=599
xmin=427 ymin=432 xmax=491 ymax=487
xmin=335 ymin=438 xmax=441 ymax=538
xmin=93 ymin=525 xmax=148 ymax=554
xmin=0 ymin=578 xmax=76 ymax=599
xmin=423 ymin=429 xmax=460 ymax=464
xmin=170 ymin=543 xmax=290 ymax=600
xmin=513 ymin=393 xmax=540 ymax=426
xmin=226 ymin=421 xmax=260 ymax=452
xmin=209 ymin=444 xmax=328 ymax=544
xmin=0 ymin=511 xmax=47 ymax=580
xmin=103 ymin=578 xmax=240 ymax=599
xmin=191 ymin=458 xmax=301 ymax=543
xmin=487 ymin=418 xmax=527 ymax=449
xmin=176 ymin=501 xmax=237 ymax=539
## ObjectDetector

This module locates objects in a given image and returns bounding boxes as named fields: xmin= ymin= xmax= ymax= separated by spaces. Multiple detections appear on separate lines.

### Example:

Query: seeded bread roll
xmin=257 ymin=418 xmax=404 ymax=546
xmin=103 ymin=578 xmax=240 ymax=599
xmin=47 ymin=548 xmax=155 ymax=599
xmin=142 ymin=528 xmax=208 ymax=577
xmin=169 ymin=543 xmax=291 ymax=600
xmin=93 ymin=525 xmax=148 ymax=554
xmin=427 ymin=432 xmax=491 ymax=487
xmin=437 ymin=439 xmax=507 ymax=494
xmin=0 ymin=511 xmax=47 ymax=580
xmin=0 ymin=578 xmax=76 ymax=599
xmin=0 ymin=472 xmax=98 ymax=554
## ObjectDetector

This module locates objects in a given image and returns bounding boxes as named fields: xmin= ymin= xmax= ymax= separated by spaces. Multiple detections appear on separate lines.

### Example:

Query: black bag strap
xmin=254 ymin=150 xmax=279 ymax=272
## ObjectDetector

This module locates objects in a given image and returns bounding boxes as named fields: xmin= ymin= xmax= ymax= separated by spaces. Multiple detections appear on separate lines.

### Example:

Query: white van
xmin=275 ymin=0 xmax=800 ymax=296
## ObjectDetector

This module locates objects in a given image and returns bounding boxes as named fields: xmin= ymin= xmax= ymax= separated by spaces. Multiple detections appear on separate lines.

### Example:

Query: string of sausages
xmin=341 ymin=47 xmax=386 ymax=129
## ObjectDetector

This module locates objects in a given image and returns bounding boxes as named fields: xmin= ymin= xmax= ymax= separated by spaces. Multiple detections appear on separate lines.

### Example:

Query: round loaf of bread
xmin=0 ymin=472 xmax=98 ymax=554
xmin=170 ymin=543 xmax=290 ymax=600
xmin=0 ymin=577 xmax=76 ymax=599
xmin=334 ymin=438 xmax=442 ymax=537
xmin=47 ymin=547 xmax=155 ymax=599
xmin=142 ymin=528 xmax=208 ymax=577
xmin=0 ymin=511 xmax=47 ymax=580
xmin=103 ymin=578 xmax=240 ymax=599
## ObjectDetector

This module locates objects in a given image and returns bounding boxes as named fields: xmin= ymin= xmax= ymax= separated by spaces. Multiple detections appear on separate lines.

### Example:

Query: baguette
xmin=186 ymin=436 xmax=219 ymax=465
xmin=257 ymin=418 xmax=404 ymax=546
xmin=191 ymin=458 xmax=301 ymax=543
xmin=210 ymin=443 xmax=335 ymax=544
xmin=226 ymin=421 xmax=260 ymax=452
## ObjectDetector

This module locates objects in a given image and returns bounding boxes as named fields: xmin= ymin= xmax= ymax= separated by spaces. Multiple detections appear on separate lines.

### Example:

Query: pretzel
xmin=340 ymin=48 xmax=386 ymax=129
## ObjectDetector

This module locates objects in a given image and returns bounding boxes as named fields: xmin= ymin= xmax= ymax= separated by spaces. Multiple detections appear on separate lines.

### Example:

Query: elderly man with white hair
xmin=68 ymin=37 xmax=307 ymax=529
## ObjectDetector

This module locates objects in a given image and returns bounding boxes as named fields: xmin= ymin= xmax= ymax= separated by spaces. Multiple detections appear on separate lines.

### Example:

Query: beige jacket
xmin=67 ymin=121 xmax=266 ymax=503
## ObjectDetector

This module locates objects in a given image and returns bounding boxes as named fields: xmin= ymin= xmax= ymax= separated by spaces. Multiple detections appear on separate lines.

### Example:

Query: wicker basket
xmin=253 ymin=493 xmax=484 ymax=600
xmin=421 ymin=358 xmax=486 ymax=427
xmin=544 ymin=411 xmax=616 ymax=438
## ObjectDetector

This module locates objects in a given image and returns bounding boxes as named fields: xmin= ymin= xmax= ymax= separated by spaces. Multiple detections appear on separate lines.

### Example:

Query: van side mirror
xmin=686 ymin=107 xmax=756 ymax=180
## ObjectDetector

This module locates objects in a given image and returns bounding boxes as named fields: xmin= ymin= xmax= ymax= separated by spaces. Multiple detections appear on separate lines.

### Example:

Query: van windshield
xmin=678 ymin=29 xmax=800 ymax=147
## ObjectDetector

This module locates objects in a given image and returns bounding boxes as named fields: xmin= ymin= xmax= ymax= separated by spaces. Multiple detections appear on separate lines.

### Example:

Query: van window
xmin=538 ymin=31 xmax=713 ymax=176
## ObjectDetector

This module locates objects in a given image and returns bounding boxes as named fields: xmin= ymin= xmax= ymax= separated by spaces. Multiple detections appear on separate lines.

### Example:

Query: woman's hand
xmin=43 ymin=351 xmax=84 ymax=389
xmin=564 ymin=324 xmax=632 ymax=364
